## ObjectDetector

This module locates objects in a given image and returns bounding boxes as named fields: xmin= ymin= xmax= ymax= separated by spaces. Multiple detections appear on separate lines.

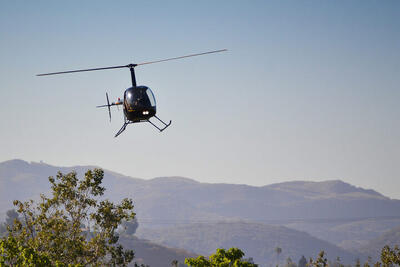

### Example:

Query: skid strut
xmin=114 ymin=116 xmax=172 ymax=137
xmin=147 ymin=115 xmax=172 ymax=132
xmin=115 ymin=122 xmax=128 ymax=138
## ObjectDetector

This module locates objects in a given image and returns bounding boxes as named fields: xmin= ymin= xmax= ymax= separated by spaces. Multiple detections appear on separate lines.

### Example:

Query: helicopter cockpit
xmin=124 ymin=86 xmax=157 ymax=120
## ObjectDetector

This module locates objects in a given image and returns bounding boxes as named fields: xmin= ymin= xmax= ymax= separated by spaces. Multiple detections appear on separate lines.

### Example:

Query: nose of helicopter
xmin=123 ymin=86 xmax=157 ymax=121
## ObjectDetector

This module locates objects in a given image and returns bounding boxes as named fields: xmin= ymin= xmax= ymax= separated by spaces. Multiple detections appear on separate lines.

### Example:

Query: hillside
xmin=0 ymin=159 xmax=144 ymax=214
xmin=121 ymin=236 xmax=196 ymax=267
xmin=267 ymin=180 xmax=384 ymax=198
xmin=358 ymin=225 xmax=400 ymax=261
xmin=2 ymin=160 xmax=397 ymax=222
xmin=284 ymin=217 xmax=400 ymax=250
xmin=136 ymin=222 xmax=359 ymax=265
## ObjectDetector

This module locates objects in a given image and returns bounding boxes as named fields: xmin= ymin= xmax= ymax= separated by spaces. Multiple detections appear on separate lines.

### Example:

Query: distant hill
xmin=136 ymin=222 xmax=358 ymax=265
xmin=1 ymin=159 xmax=400 ymax=259
xmin=0 ymin=160 xmax=94 ymax=212
xmin=358 ymin=225 xmax=400 ymax=262
xmin=2 ymin=160 xmax=396 ymax=222
xmin=0 ymin=159 xmax=144 ymax=214
xmin=122 ymin=235 xmax=196 ymax=267
xmin=284 ymin=217 xmax=400 ymax=251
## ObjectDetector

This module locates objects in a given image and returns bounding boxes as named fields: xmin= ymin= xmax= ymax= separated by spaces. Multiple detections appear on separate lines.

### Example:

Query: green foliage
xmin=185 ymin=247 xmax=258 ymax=267
xmin=0 ymin=235 xmax=51 ymax=266
xmin=0 ymin=169 xmax=135 ymax=266
xmin=308 ymin=251 xmax=328 ymax=267
xmin=380 ymin=245 xmax=400 ymax=266
xmin=307 ymin=246 xmax=400 ymax=267
xmin=186 ymin=255 xmax=211 ymax=267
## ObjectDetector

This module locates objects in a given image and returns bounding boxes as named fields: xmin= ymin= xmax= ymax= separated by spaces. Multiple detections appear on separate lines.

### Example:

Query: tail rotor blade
xmin=106 ymin=92 xmax=111 ymax=122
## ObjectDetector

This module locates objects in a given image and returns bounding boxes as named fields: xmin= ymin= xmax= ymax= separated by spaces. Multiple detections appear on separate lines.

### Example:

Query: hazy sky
xmin=0 ymin=1 xmax=399 ymax=198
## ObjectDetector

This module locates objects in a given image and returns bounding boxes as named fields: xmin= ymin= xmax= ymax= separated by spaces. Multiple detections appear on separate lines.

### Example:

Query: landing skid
xmin=147 ymin=115 xmax=172 ymax=132
xmin=114 ymin=115 xmax=172 ymax=137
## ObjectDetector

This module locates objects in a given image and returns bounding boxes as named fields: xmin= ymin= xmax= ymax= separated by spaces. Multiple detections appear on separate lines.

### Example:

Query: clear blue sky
xmin=1 ymin=1 xmax=399 ymax=198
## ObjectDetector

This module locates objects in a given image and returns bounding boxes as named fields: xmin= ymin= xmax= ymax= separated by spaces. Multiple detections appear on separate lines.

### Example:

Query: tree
xmin=121 ymin=217 xmax=139 ymax=236
xmin=275 ymin=247 xmax=282 ymax=267
xmin=298 ymin=255 xmax=307 ymax=267
xmin=185 ymin=247 xmax=258 ymax=267
xmin=330 ymin=256 xmax=345 ymax=267
xmin=285 ymin=257 xmax=297 ymax=267
xmin=380 ymin=245 xmax=400 ymax=266
xmin=0 ymin=169 xmax=135 ymax=266
xmin=4 ymin=209 xmax=19 ymax=227
xmin=0 ymin=223 xmax=6 ymax=236
xmin=364 ymin=256 xmax=372 ymax=267
xmin=355 ymin=258 xmax=361 ymax=267
xmin=309 ymin=251 xmax=328 ymax=267
xmin=0 ymin=235 xmax=51 ymax=266
xmin=171 ymin=259 xmax=179 ymax=267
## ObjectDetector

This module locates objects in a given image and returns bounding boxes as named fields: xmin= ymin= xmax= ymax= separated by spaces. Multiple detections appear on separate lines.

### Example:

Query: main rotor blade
xmin=36 ymin=65 xmax=129 ymax=76
xmin=36 ymin=49 xmax=227 ymax=76
xmin=135 ymin=49 xmax=227 ymax=66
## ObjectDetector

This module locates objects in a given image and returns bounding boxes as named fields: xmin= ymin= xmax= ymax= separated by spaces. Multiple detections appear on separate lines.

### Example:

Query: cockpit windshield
xmin=124 ymin=86 xmax=156 ymax=111
xmin=146 ymin=88 xmax=156 ymax=107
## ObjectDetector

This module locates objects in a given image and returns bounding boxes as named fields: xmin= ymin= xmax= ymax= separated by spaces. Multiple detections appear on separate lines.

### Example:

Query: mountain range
xmin=1 ymin=159 xmax=399 ymax=265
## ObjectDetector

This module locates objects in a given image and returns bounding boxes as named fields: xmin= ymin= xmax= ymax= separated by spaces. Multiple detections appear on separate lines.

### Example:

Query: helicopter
xmin=37 ymin=49 xmax=227 ymax=137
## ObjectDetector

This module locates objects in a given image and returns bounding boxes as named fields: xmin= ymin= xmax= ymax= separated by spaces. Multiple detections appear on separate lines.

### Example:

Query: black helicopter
xmin=37 ymin=49 xmax=227 ymax=137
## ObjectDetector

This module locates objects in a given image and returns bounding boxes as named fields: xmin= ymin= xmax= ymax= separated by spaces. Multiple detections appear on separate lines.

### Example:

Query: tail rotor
xmin=97 ymin=92 xmax=113 ymax=122
xmin=106 ymin=92 xmax=111 ymax=122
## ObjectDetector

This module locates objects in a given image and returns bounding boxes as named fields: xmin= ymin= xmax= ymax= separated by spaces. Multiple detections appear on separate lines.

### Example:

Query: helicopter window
xmin=146 ymin=88 xmax=156 ymax=107
xmin=125 ymin=91 xmax=134 ymax=110
xmin=134 ymin=88 xmax=150 ymax=107
xmin=124 ymin=87 xmax=156 ymax=109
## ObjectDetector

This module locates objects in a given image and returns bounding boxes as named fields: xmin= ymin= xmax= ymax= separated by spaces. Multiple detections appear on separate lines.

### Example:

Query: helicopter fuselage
xmin=123 ymin=86 xmax=157 ymax=122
